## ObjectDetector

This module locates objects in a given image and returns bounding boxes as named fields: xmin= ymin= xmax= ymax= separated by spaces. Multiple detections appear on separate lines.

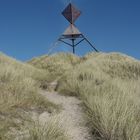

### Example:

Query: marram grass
xmin=2 ymin=52 xmax=140 ymax=140
xmin=0 ymin=53 xmax=59 ymax=139
xmin=55 ymin=52 xmax=140 ymax=140
xmin=25 ymin=119 xmax=68 ymax=140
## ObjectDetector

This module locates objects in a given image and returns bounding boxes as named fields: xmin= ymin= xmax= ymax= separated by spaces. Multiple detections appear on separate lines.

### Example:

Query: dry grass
xmin=30 ymin=52 xmax=140 ymax=139
xmin=28 ymin=53 xmax=81 ymax=81
xmin=25 ymin=119 xmax=68 ymax=140
xmin=2 ymin=51 xmax=140 ymax=140
xmin=0 ymin=53 xmax=59 ymax=139
xmin=56 ymin=52 xmax=140 ymax=139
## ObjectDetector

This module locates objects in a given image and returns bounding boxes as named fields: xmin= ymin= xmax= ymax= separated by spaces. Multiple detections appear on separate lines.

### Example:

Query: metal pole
xmin=82 ymin=35 xmax=99 ymax=52
xmin=74 ymin=38 xmax=85 ymax=47
xmin=72 ymin=39 xmax=75 ymax=54
xmin=59 ymin=38 xmax=73 ymax=47
xmin=85 ymin=38 xmax=99 ymax=52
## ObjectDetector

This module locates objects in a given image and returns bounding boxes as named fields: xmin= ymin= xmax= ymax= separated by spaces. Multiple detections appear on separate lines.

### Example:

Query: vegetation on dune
xmin=0 ymin=53 xmax=59 ymax=139
xmin=30 ymin=52 xmax=140 ymax=140
xmin=0 ymin=53 xmax=57 ymax=111
xmin=83 ymin=52 xmax=140 ymax=79
xmin=28 ymin=53 xmax=81 ymax=81
xmin=56 ymin=52 xmax=140 ymax=139
xmin=1 ymin=51 xmax=140 ymax=140
xmin=24 ymin=119 xmax=68 ymax=140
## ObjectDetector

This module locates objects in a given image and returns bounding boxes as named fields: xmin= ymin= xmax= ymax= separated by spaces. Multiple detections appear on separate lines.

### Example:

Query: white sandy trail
xmin=40 ymin=91 xmax=91 ymax=140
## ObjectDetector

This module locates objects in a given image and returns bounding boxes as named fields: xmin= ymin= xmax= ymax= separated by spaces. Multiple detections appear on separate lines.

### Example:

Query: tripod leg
xmin=47 ymin=39 xmax=61 ymax=55
xmin=72 ymin=39 xmax=75 ymax=54
xmin=83 ymin=35 xmax=99 ymax=52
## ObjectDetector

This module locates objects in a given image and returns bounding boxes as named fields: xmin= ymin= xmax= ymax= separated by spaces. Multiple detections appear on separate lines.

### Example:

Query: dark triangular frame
xmin=47 ymin=3 xmax=99 ymax=54
xmin=58 ymin=34 xmax=98 ymax=54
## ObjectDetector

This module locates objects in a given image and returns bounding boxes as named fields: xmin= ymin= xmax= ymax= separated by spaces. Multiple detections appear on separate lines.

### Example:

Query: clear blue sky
xmin=0 ymin=0 xmax=140 ymax=61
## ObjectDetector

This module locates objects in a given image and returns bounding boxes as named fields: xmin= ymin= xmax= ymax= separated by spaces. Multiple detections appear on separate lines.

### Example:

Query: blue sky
xmin=0 ymin=0 xmax=140 ymax=61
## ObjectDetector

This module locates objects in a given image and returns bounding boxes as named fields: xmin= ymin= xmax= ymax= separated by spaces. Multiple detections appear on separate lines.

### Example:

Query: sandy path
xmin=39 ymin=91 xmax=91 ymax=140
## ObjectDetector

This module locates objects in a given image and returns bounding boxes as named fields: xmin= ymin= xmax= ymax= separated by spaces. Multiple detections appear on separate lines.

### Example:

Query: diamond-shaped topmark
xmin=62 ymin=3 xmax=81 ymax=24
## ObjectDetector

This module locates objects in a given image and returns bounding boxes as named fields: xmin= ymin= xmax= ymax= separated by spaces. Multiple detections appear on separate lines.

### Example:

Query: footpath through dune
xmin=39 ymin=90 xmax=91 ymax=140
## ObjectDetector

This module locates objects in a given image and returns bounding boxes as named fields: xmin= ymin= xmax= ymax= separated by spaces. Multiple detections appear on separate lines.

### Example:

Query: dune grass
xmin=0 ymin=53 xmax=57 ymax=112
xmin=0 ymin=53 xmax=59 ymax=139
xmin=23 ymin=118 xmax=68 ymax=140
xmin=2 ymin=52 xmax=140 ymax=140
xmin=28 ymin=53 xmax=81 ymax=81
xmin=53 ymin=52 xmax=140 ymax=139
